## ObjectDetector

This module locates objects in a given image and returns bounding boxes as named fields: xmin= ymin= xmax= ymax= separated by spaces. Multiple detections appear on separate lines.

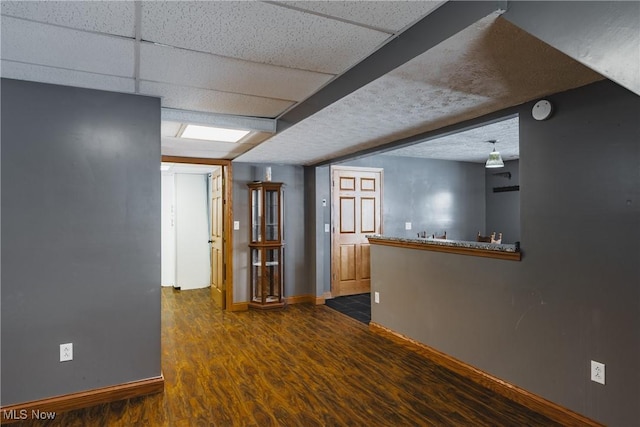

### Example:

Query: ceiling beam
xmin=161 ymin=108 xmax=276 ymax=133
xmin=503 ymin=1 xmax=640 ymax=96
xmin=276 ymin=1 xmax=505 ymax=133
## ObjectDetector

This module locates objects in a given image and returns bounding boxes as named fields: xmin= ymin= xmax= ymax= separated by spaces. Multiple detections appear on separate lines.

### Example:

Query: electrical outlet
xmin=60 ymin=343 xmax=73 ymax=362
xmin=374 ymin=292 xmax=380 ymax=304
xmin=405 ymin=222 xmax=412 ymax=230
xmin=591 ymin=360 xmax=605 ymax=385
xmin=233 ymin=221 xmax=240 ymax=230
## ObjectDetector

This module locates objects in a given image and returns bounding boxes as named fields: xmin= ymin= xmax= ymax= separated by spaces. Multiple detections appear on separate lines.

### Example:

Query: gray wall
xmin=232 ymin=163 xmax=309 ymax=302
xmin=370 ymin=80 xmax=640 ymax=426
xmin=1 ymin=79 xmax=161 ymax=405
xmin=485 ymin=159 xmax=520 ymax=243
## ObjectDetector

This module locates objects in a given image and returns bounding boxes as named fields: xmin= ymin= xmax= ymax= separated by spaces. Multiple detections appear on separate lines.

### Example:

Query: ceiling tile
xmin=140 ymin=81 xmax=294 ymax=118
xmin=140 ymin=1 xmax=389 ymax=74
xmin=1 ymin=1 xmax=135 ymax=37
xmin=0 ymin=60 xmax=135 ymax=93
xmin=140 ymin=43 xmax=333 ymax=101
xmin=277 ymin=1 xmax=444 ymax=32
xmin=1 ymin=16 xmax=134 ymax=77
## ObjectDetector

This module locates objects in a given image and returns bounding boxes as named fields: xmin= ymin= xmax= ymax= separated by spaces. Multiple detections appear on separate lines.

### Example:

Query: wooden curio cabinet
xmin=248 ymin=182 xmax=285 ymax=309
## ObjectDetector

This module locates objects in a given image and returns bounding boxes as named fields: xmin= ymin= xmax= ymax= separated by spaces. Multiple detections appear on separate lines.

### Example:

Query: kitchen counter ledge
xmin=366 ymin=235 xmax=522 ymax=261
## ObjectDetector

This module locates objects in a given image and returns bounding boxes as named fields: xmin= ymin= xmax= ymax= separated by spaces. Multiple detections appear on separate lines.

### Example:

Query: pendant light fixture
xmin=485 ymin=140 xmax=504 ymax=168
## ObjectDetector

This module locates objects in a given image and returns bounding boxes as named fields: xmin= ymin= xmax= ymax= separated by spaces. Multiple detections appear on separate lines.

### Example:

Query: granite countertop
xmin=366 ymin=235 xmax=519 ymax=253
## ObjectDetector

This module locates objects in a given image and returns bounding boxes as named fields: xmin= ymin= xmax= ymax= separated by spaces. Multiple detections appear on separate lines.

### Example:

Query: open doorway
xmin=161 ymin=156 xmax=233 ymax=310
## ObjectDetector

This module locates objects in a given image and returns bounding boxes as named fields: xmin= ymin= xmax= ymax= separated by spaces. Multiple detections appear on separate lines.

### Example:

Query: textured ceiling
xmin=237 ymin=14 xmax=603 ymax=165
xmin=385 ymin=116 xmax=519 ymax=163
xmin=1 ymin=1 xmax=605 ymax=165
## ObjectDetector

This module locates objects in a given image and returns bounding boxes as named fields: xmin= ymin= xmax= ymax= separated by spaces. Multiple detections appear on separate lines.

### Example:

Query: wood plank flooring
xmin=14 ymin=287 xmax=560 ymax=426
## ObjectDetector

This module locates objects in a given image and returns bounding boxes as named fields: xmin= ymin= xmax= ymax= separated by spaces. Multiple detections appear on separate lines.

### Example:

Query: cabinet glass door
xmin=251 ymin=187 xmax=262 ymax=242
xmin=251 ymin=248 xmax=262 ymax=302
xmin=265 ymin=189 xmax=279 ymax=241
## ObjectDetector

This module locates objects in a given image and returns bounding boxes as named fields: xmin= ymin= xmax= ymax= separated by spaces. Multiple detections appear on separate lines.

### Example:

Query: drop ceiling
xmin=1 ymin=1 xmax=605 ymax=165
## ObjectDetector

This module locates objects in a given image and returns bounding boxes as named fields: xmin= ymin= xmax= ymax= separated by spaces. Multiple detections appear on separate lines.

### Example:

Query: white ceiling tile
xmin=140 ymin=43 xmax=333 ymax=101
xmin=1 ymin=16 xmax=134 ymax=77
xmin=140 ymin=81 xmax=294 ymax=118
xmin=0 ymin=60 xmax=136 ymax=94
xmin=277 ymin=1 xmax=444 ymax=32
xmin=140 ymin=1 xmax=389 ymax=74
xmin=1 ymin=1 xmax=135 ymax=37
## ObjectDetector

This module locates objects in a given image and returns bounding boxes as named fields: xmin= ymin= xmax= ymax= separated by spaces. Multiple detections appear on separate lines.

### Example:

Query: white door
xmin=175 ymin=174 xmax=211 ymax=290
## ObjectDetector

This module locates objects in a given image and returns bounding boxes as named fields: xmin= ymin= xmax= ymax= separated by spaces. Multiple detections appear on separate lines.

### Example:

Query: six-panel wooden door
xmin=331 ymin=167 xmax=382 ymax=297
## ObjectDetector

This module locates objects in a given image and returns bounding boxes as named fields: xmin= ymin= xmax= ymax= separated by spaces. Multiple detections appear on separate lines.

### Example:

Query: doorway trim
xmin=162 ymin=156 xmax=235 ymax=311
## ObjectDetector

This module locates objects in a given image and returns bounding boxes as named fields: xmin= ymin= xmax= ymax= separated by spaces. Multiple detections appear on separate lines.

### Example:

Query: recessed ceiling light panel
xmin=180 ymin=124 xmax=250 ymax=143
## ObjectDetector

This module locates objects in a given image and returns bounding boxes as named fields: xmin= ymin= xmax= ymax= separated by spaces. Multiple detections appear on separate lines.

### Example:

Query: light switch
xmin=324 ymin=223 xmax=330 ymax=233
xmin=405 ymin=222 xmax=412 ymax=230
xmin=233 ymin=221 xmax=240 ymax=230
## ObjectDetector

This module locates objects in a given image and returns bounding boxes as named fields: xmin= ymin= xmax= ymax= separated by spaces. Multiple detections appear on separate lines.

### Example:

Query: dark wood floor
xmin=15 ymin=287 xmax=560 ymax=426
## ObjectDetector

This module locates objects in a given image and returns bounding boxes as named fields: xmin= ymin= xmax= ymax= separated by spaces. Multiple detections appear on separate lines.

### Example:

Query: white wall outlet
xmin=374 ymin=292 xmax=380 ymax=304
xmin=405 ymin=222 xmax=412 ymax=230
xmin=233 ymin=221 xmax=240 ymax=230
xmin=591 ymin=360 xmax=605 ymax=385
xmin=324 ymin=223 xmax=330 ymax=233
xmin=60 ymin=343 xmax=73 ymax=362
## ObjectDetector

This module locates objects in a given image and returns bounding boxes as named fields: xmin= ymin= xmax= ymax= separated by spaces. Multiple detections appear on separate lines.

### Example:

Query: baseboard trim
xmin=369 ymin=322 xmax=603 ymax=427
xmin=1 ymin=375 xmax=164 ymax=424
xmin=285 ymin=295 xmax=315 ymax=305
xmin=229 ymin=302 xmax=249 ymax=312
xmin=315 ymin=292 xmax=332 ymax=305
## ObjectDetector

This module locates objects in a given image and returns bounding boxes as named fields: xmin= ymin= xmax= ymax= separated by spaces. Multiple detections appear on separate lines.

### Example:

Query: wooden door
xmin=210 ymin=166 xmax=225 ymax=309
xmin=331 ymin=167 xmax=382 ymax=297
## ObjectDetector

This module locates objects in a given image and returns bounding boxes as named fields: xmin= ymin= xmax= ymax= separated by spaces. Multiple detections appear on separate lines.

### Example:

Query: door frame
xmin=330 ymin=165 xmax=383 ymax=297
xmin=162 ymin=156 xmax=234 ymax=311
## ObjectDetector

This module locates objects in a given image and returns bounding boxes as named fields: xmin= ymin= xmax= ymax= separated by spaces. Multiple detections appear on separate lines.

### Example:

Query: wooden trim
xmin=229 ymin=302 xmax=249 ymax=312
xmin=1 ymin=376 xmax=164 ymax=424
xmin=368 ymin=323 xmax=603 ymax=427
xmin=161 ymin=156 xmax=235 ymax=311
xmin=315 ymin=292 xmax=332 ymax=305
xmin=161 ymin=155 xmax=231 ymax=166
xmin=225 ymin=163 xmax=234 ymax=311
xmin=285 ymin=295 xmax=315 ymax=305
xmin=367 ymin=237 xmax=521 ymax=261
